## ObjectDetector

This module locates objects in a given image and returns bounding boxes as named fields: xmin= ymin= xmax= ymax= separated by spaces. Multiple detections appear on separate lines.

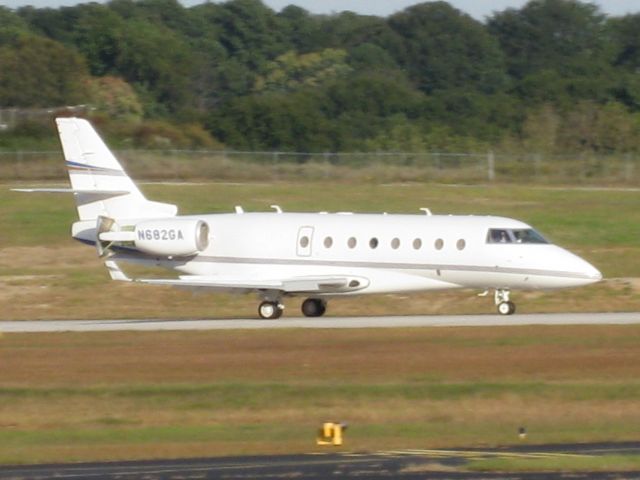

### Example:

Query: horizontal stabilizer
xmin=12 ymin=188 xmax=130 ymax=197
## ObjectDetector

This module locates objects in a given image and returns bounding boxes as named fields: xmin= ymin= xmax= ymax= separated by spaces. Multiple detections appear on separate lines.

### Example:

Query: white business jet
xmin=17 ymin=118 xmax=602 ymax=318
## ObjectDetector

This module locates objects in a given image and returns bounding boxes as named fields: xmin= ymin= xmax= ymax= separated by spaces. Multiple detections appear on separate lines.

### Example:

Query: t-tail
xmin=56 ymin=117 xmax=177 ymax=221
xmin=14 ymin=118 xmax=178 ymax=256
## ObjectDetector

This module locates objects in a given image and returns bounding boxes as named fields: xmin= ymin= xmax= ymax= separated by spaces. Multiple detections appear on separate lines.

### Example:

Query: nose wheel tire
xmin=258 ymin=301 xmax=283 ymax=319
xmin=301 ymin=298 xmax=327 ymax=317
xmin=497 ymin=301 xmax=516 ymax=315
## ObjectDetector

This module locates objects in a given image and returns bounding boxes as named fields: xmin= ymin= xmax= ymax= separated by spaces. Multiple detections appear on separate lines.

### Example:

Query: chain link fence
xmin=1 ymin=149 xmax=639 ymax=184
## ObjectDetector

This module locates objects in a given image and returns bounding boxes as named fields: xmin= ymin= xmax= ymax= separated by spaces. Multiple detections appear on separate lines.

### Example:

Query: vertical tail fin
xmin=56 ymin=117 xmax=177 ymax=221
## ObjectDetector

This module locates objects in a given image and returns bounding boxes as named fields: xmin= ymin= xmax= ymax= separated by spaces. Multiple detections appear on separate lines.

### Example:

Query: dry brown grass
xmin=2 ymin=326 xmax=640 ymax=385
xmin=2 ymin=327 xmax=640 ymax=462
xmin=1 ymin=245 xmax=639 ymax=320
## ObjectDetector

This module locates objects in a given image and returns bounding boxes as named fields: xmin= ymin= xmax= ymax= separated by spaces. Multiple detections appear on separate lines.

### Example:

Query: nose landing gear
xmin=495 ymin=289 xmax=516 ymax=315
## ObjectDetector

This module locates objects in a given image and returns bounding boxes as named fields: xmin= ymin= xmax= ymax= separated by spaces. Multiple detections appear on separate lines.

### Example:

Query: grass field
xmin=1 ymin=181 xmax=640 ymax=319
xmin=2 ymin=326 xmax=640 ymax=465
xmin=468 ymin=455 xmax=640 ymax=472
xmin=1 ymin=180 xmax=640 ymax=470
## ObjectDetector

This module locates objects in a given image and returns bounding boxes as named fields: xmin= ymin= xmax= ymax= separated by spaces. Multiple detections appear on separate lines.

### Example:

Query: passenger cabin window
xmin=391 ymin=238 xmax=400 ymax=249
xmin=413 ymin=238 xmax=422 ymax=250
xmin=299 ymin=236 xmax=310 ymax=248
xmin=369 ymin=237 xmax=379 ymax=249
xmin=487 ymin=228 xmax=548 ymax=244
xmin=348 ymin=237 xmax=357 ymax=249
xmin=324 ymin=236 xmax=333 ymax=248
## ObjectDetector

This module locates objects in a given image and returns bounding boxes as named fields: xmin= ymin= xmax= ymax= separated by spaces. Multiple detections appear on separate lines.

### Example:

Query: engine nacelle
xmin=134 ymin=219 xmax=210 ymax=256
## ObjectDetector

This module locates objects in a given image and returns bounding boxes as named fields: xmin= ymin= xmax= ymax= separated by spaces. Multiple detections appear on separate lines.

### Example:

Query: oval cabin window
xmin=348 ymin=237 xmax=357 ymax=249
xmin=457 ymin=239 xmax=466 ymax=250
xmin=299 ymin=236 xmax=309 ymax=248
xmin=324 ymin=236 xmax=333 ymax=248
xmin=413 ymin=238 xmax=422 ymax=250
xmin=391 ymin=238 xmax=400 ymax=249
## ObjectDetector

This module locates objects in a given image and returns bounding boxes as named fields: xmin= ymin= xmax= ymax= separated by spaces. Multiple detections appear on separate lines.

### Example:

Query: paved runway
xmin=2 ymin=443 xmax=640 ymax=479
xmin=1 ymin=312 xmax=639 ymax=333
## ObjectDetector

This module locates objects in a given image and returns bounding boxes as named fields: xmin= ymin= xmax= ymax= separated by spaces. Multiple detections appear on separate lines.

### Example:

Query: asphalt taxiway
xmin=0 ymin=312 xmax=639 ymax=333
xmin=2 ymin=442 xmax=640 ymax=479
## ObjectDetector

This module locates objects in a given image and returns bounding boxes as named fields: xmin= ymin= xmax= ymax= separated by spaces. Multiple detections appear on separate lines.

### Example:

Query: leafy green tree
xmin=321 ymin=11 xmax=400 ymax=50
xmin=521 ymin=104 xmax=561 ymax=154
xmin=0 ymin=7 xmax=30 ymax=43
xmin=609 ymin=14 xmax=640 ymax=70
xmin=488 ymin=0 xmax=610 ymax=80
xmin=212 ymin=0 xmax=290 ymax=69
xmin=554 ymin=101 xmax=640 ymax=152
xmin=592 ymin=102 xmax=639 ymax=152
xmin=86 ymin=76 xmax=143 ymax=121
xmin=0 ymin=34 xmax=89 ymax=107
xmin=71 ymin=4 xmax=126 ymax=76
xmin=421 ymin=89 xmax=516 ymax=142
xmin=388 ymin=2 xmax=507 ymax=94
xmin=208 ymin=90 xmax=335 ymax=151
xmin=608 ymin=14 xmax=640 ymax=110
xmin=125 ymin=0 xmax=192 ymax=33
xmin=114 ymin=19 xmax=195 ymax=114
xmin=7 ymin=0 xmax=640 ymax=156
xmin=16 ymin=6 xmax=72 ymax=44
xmin=254 ymin=49 xmax=352 ymax=93
xmin=347 ymin=43 xmax=397 ymax=71
xmin=363 ymin=114 xmax=430 ymax=152
xmin=277 ymin=5 xmax=324 ymax=53
xmin=321 ymin=72 xmax=425 ymax=120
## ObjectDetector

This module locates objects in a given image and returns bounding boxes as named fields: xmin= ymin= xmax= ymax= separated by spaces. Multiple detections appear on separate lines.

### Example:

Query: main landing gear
xmin=495 ymin=289 xmax=516 ymax=315
xmin=301 ymin=298 xmax=327 ymax=317
xmin=258 ymin=301 xmax=284 ymax=319
xmin=257 ymin=298 xmax=328 ymax=319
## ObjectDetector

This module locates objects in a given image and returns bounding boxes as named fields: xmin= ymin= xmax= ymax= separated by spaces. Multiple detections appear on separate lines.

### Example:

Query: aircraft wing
xmin=137 ymin=275 xmax=369 ymax=294
xmin=105 ymin=260 xmax=368 ymax=294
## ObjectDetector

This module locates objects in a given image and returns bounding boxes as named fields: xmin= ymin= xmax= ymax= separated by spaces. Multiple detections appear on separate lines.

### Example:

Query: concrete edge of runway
xmin=0 ymin=312 xmax=639 ymax=333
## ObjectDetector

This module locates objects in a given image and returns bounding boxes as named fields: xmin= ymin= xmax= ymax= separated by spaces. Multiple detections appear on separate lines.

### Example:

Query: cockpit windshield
xmin=486 ymin=228 xmax=548 ymax=244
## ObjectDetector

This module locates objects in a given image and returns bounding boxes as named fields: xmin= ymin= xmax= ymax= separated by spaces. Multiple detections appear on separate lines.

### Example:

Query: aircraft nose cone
xmin=571 ymin=255 xmax=602 ymax=285
xmin=545 ymin=247 xmax=602 ymax=287
xmin=585 ymin=262 xmax=603 ymax=283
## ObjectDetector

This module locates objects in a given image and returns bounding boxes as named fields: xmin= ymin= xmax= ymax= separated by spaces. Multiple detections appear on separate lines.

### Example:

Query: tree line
xmin=1 ymin=0 xmax=640 ymax=155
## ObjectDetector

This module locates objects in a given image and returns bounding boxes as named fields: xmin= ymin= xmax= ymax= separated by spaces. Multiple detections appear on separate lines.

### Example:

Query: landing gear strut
xmin=495 ymin=289 xmax=516 ymax=315
xmin=301 ymin=298 xmax=327 ymax=317
xmin=258 ymin=301 xmax=284 ymax=319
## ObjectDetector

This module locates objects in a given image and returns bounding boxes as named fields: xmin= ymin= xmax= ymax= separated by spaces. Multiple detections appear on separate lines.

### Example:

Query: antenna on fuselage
xmin=420 ymin=208 xmax=432 ymax=216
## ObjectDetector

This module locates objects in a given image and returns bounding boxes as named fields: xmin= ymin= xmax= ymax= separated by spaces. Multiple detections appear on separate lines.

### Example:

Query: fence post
xmin=487 ymin=151 xmax=495 ymax=182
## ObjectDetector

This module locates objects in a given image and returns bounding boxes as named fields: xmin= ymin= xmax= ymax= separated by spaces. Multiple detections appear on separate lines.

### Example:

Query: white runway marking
xmin=1 ymin=313 xmax=640 ymax=333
